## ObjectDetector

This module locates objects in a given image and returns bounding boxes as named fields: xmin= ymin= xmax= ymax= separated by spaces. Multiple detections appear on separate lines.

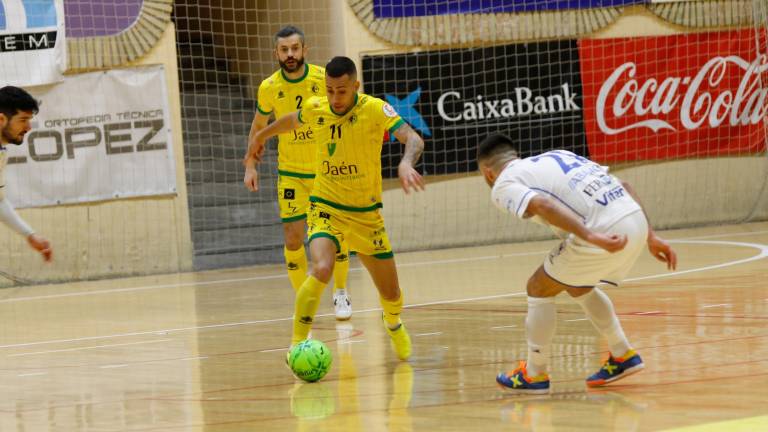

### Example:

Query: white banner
xmin=5 ymin=66 xmax=177 ymax=208
xmin=0 ymin=0 xmax=65 ymax=86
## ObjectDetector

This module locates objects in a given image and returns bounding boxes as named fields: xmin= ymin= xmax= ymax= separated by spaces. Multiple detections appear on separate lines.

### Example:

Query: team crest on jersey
xmin=277 ymin=90 xmax=285 ymax=99
xmin=317 ymin=117 xmax=325 ymax=126
xmin=327 ymin=142 xmax=337 ymax=156
xmin=382 ymin=103 xmax=398 ymax=118
xmin=349 ymin=114 xmax=358 ymax=125
xmin=311 ymin=83 xmax=320 ymax=94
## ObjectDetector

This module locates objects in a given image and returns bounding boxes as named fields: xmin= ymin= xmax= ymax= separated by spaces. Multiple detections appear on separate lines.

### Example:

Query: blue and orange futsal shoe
xmin=586 ymin=349 xmax=645 ymax=387
xmin=496 ymin=361 xmax=550 ymax=394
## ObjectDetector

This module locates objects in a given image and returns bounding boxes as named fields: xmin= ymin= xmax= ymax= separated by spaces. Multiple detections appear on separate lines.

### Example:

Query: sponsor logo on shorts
xmin=283 ymin=188 xmax=295 ymax=200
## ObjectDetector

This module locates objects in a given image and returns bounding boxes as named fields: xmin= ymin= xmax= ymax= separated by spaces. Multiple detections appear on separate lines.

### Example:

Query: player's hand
xmin=586 ymin=232 xmax=628 ymax=253
xmin=397 ymin=163 xmax=425 ymax=194
xmin=648 ymin=231 xmax=677 ymax=270
xmin=27 ymin=233 xmax=52 ymax=262
xmin=244 ymin=166 xmax=259 ymax=192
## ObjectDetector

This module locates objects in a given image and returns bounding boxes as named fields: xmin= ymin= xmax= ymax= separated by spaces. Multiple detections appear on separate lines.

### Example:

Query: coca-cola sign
xmin=580 ymin=29 xmax=767 ymax=162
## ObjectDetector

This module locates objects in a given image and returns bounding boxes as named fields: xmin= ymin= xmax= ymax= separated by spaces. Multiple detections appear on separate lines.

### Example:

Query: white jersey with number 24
xmin=491 ymin=150 xmax=642 ymax=232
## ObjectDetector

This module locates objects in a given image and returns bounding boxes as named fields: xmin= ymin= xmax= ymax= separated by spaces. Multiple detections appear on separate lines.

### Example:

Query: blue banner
xmin=373 ymin=0 xmax=646 ymax=18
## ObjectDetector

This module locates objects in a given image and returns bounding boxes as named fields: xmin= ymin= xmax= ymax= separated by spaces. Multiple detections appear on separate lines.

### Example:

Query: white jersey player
xmin=477 ymin=133 xmax=676 ymax=394
xmin=0 ymin=86 xmax=52 ymax=262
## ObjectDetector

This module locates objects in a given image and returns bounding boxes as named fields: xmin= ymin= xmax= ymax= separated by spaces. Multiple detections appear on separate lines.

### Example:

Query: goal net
xmin=174 ymin=0 xmax=768 ymax=268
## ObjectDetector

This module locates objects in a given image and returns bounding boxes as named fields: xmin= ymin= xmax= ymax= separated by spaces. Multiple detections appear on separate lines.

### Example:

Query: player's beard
xmin=280 ymin=56 xmax=305 ymax=74
xmin=1 ymin=125 xmax=23 ymax=145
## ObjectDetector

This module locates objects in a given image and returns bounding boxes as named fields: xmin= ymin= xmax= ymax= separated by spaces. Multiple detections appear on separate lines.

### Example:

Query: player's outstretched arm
xmin=526 ymin=195 xmax=627 ymax=253
xmin=620 ymin=180 xmax=677 ymax=270
xmin=243 ymin=112 xmax=270 ymax=192
xmin=392 ymin=123 xmax=425 ymax=194
xmin=242 ymin=111 xmax=301 ymax=192
xmin=0 ymin=199 xmax=52 ymax=262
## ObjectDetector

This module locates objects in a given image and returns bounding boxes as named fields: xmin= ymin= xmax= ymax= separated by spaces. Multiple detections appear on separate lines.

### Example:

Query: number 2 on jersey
xmin=531 ymin=151 xmax=589 ymax=175
xmin=295 ymin=95 xmax=303 ymax=110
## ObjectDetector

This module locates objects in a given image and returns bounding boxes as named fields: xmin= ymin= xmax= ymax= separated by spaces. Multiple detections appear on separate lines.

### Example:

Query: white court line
xmin=565 ymin=318 xmax=589 ymax=322
xmin=339 ymin=340 xmax=367 ymax=345
xmin=259 ymin=347 xmax=288 ymax=353
xmin=634 ymin=311 xmax=663 ymax=315
xmin=7 ymin=339 xmax=173 ymax=357
xmin=414 ymin=332 xmax=442 ymax=337
xmin=17 ymin=372 xmax=47 ymax=377
xmin=99 ymin=364 xmax=129 ymax=369
xmin=624 ymin=240 xmax=768 ymax=282
xmin=701 ymin=303 xmax=731 ymax=309
xmin=181 ymin=356 xmax=208 ymax=361
xmin=671 ymin=229 xmax=768 ymax=241
xmin=0 ymin=250 xmax=548 ymax=304
xmin=490 ymin=325 xmax=517 ymax=330
xmin=2 ymin=229 xmax=766 ymax=305
xmin=0 ymin=239 xmax=764 ymax=351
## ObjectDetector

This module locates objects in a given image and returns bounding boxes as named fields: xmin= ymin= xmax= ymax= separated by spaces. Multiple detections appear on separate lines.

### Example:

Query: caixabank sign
xmin=363 ymin=39 xmax=588 ymax=177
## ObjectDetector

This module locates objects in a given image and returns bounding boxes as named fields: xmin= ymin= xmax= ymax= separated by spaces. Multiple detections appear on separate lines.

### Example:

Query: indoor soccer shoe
xmin=333 ymin=290 xmax=352 ymax=321
xmin=586 ymin=350 xmax=644 ymax=387
xmin=496 ymin=361 xmax=550 ymax=394
xmin=383 ymin=316 xmax=412 ymax=360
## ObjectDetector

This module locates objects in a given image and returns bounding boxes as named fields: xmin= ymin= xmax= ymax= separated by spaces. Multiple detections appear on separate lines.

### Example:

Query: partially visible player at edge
xmin=477 ymin=133 xmax=677 ymax=393
xmin=0 ymin=86 xmax=52 ymax=262
xmin=246 ymin=56 xmax=425 ymax=361
xmin=243 ymin=26 xmax=353 ymax=320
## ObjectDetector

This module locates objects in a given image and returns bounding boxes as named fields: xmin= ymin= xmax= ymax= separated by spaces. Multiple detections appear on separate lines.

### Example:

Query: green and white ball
xmin=288 ymin=339 xmax=333 ymax=382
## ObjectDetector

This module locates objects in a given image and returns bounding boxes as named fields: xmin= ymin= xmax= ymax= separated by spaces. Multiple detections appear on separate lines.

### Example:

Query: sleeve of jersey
xmin=376 ymin=99 xmax=405 ymax=134
xmin=256 ymin=81 xmax=273 ymax=115
xmin=491 ymin=180 xmax=538 ymax=219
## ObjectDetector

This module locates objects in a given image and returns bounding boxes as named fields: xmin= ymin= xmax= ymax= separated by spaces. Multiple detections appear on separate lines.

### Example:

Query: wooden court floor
xmin=0 ymin=222 xmax=767 ymax=431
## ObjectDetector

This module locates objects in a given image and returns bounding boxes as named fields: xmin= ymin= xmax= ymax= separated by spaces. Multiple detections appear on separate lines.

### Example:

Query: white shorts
xmin=543 ymin=211 xmax=648 ymax=288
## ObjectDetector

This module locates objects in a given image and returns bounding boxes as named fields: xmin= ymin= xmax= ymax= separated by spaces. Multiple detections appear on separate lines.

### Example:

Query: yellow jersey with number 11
xmin=299 ymin=93 xmax=405 ymax=211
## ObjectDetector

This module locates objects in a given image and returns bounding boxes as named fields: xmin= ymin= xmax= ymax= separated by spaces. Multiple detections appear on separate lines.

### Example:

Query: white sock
xmin=525 ymin=296 xmax=557 ymax=377
xmin=571 ymin=288 xmax=631 ymax=357
xmin=335 ymin=288 xmax=347 ymax=297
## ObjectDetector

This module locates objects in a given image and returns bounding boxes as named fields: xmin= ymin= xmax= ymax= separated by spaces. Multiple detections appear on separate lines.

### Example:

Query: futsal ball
xmin=288 ymin=339 xmax=333 ymax=382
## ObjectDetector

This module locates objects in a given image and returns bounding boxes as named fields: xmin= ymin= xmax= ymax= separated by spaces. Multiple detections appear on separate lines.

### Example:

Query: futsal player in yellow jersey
xmin=247 ymin=56 xmax=425 ymax=361
xmin=243 ymin=26 xmax=353 ymax=320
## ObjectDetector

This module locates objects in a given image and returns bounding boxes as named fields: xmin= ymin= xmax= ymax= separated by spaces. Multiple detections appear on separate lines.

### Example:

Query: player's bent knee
xmin=284 ymin=236 xmax=304 ymax=250
xmin=311 ymin=260 xmax=334 ymax=282
xmin=283 ymin=221 xmax=306 ymax=248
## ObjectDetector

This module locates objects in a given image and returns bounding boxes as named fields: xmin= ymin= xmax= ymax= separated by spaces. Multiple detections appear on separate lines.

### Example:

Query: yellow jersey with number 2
xmin=256 ymin=63 xmax=326 ymax=177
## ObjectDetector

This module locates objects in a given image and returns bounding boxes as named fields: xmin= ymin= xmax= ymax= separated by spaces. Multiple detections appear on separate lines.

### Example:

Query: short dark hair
xmin=477 ymin=133 xmax=518 ymax=163
xmin=0 ymin=86 xmax=39 ymax=119
xmin=326 ymin=56 xmax=357 ymax=79
xmin=274 ymin=25 xmax=305 ymax=45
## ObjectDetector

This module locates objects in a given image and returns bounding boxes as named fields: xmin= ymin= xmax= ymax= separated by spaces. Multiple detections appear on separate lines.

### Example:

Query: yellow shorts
xmin=277 ymin=174 xmax=314 ymax=223
xmin=307 ymin=202 xmax=393 ymax=259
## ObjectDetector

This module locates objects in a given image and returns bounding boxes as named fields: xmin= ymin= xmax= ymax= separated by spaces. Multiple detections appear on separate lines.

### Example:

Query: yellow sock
xmin=284 ymin=245 xmax=308 ymax=292
xmin=333 ymin=242 xmax=350 ymax=293
xmin=381 ymin=293 xmax=403 ymax=328
xmin=292 ymin=275 xmax=327 ymax=345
